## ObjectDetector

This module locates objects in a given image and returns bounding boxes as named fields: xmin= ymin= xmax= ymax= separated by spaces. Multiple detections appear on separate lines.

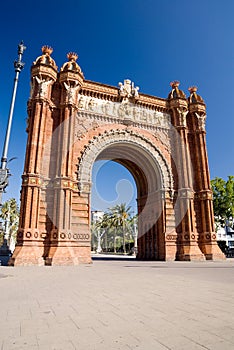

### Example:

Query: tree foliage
xmin=91 ymin=203 xmax=136 ymax=253
xmin=109 ymin=203 xmax=133 ymax=254
xmin=0 ymin=198 xmax=19 ymax=246
xmin=211 ymin=176 xmax=234 ymax=227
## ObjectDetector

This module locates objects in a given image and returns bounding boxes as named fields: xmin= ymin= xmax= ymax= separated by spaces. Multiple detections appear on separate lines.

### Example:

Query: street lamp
xmin=0 ymin=41 xmax=26 ymax=208
xmin=133 ymin=221 xmax=138 ymax=256
xmin=0 ymin=41 xmax=26 ymax=264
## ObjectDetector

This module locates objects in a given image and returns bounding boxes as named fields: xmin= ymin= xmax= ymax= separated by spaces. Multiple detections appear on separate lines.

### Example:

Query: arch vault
xmin=10 ymin=47 xmax=225 ymax=265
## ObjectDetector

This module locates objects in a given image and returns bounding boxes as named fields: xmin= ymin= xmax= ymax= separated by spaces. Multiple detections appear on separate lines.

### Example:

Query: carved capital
xmin=178 ymin=188 xmax=194 ymax=199
xmin=78 ymin=181 xmax=92 ymax=194
xmin=195 ymin=190 xmax=213 ymax=200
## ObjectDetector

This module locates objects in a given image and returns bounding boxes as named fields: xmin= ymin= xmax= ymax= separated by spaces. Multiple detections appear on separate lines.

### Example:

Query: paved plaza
xmin=0 ymin=258 xmax=234 ymax=350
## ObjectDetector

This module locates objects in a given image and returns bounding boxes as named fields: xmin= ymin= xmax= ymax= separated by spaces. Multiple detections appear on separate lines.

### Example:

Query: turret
xmin=59 ymin=52 xmax=83 ymax=106
xmin=187 ymin=86 xmax=206 ymax=132
xmin=168 ymin=81 xmax=188 ymax=128
xmin=30 ymin=46 xmax=57 ymax=101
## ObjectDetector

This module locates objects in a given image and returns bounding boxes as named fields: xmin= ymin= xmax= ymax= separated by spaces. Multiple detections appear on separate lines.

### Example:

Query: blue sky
xmin=0 ymin=0 xmax=233 ymax=212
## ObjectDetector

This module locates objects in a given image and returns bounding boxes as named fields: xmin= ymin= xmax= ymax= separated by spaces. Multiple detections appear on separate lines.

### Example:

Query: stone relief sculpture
xmin=195 ymin=112 xmax=206 ymax=131
xmin=88 ymin=98 xmax=97 ymax=111
xmin=118 ymin=79 xmax=139 ymax=100
xmin=76 ymin=94 xmax=171 ymax=130
xmin=177 ymin=108 xmax=188 ymax=127
xmin=34 ymin=75 xmax=53 ymax=98
xmin=78 ymin=96 xmax=85 ymax=109
xmin=63 ymin=81 xmax=79 ymax=104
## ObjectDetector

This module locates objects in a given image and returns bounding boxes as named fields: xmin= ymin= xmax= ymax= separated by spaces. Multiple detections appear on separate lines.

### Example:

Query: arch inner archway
xmin=78 ymin=130 xmax=173 ymax=261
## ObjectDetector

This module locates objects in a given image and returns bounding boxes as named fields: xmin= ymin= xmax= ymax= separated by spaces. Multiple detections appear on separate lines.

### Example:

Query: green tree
xmin=95 ymin=212 xmax=111 ymax=252
xmin=211 ymin=176 xmax=234 ymax=228
xmin=107 ymin=210 xmax=120 ymax=253
xmin=0 ymin=198 xmax=19 ymax=250
xmin=91 ymin=204 xmax=136 ymax=254
xmin=109 ymin=203 xmax=133 ymax=254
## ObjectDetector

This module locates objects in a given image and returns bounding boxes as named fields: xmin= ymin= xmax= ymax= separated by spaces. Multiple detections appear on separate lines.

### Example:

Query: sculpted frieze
xmin=77 ymin=95 xmax=171 ymax=130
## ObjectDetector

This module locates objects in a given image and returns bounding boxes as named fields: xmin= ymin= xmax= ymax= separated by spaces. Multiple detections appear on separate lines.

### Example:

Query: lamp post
xmin=133 ymin=221 xmax=138 ymax=256
xmin=0 ymin=41 xmax=26 ymax=264
xmin=0 ymin=41 xmax=26 ymax=208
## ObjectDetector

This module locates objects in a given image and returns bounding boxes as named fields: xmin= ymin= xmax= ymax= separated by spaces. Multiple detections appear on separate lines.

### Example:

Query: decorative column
xmin=164 ymin=189 xmax=178 ymax=261
xmin=10 ymin=46 xmax=58 ymax=265
xmin=187 ymin=87 xmax=225 ymax=260
xmin=168 ymin=81 xmax=205 ymax=260
xmin=45 ymin=52 xmax=90 ymax=265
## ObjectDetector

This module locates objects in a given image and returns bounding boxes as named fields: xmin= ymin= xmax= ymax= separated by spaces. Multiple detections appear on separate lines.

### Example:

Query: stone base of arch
xmin=9 ymin=240 xmax=225 ymax=265
xmin=158 ymin=236 xmax=206 ymax=261
xmin=45 ymin=245 xmax=92 ymax=266
xmin=164 ymin=240 xmax=178 ymax=261
xmin=9 ymin=244 xmax=92 ymax=266
xmin=8 ymin=245 xmax=45 ymax=266
xmin=199 ymin=241 xmax=226 ymax=261
xmin=175 ymin=242 xmax=206 ymax=261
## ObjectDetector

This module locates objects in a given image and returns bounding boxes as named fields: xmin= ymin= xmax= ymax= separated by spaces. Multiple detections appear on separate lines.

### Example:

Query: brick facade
xmin=9 ymin=47 xmax=225 ymax=265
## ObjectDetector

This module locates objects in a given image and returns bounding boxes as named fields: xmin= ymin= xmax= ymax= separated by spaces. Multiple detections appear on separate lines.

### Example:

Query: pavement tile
xmin=0 ymin=260 xmax=234 ymax=350
xmin=1 ymin=335 xmax=38 ymax=350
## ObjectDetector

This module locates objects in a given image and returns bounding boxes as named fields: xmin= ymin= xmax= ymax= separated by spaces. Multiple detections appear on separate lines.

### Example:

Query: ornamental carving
xmin=63 ymin=81 xmax=80 ymax=104
xmin=31 ymin=75 xmax=54 ymax=99
xmin=74 ymin=115 xmax=100 ymax=140
xmin=195 ymin=112 xmax=206 ymax=131
xmin=77 ymin=129 xmax=174 ymax=194
xmin=77 ymin=95 xmax=171 ymax=130
xmin=177 ymin=108 xmax=188 ymax=127
xmin=118 ymin=79 xmax=139 ymax=100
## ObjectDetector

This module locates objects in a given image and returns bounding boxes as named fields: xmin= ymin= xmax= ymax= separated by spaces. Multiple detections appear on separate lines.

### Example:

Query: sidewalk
xmin=0 ymin=259 xmax=234 ymax=349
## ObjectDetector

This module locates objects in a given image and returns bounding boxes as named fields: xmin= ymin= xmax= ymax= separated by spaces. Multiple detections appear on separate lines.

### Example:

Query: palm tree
xmin=110 ymin=203 xmax=132 ymax=254
xmin=106 ymin=213 xmax=119 ymax=253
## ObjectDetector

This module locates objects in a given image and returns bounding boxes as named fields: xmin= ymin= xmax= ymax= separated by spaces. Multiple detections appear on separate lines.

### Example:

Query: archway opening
xmin=91 ymin=160 xmax=137 ymax=256
xmin=89 ymin=140 xmax=167 ymax=260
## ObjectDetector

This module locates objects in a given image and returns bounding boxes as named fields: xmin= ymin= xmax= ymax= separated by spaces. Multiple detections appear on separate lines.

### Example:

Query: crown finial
xmin=42 ymin=45 xmax=53 ymax=56
xmin=188 ymin=86 xmax=198 ymax=93
xmin=67 ymin=52 xmax=78 ymax=61
xmin=170 ymin=81 xmax=180 ymax=89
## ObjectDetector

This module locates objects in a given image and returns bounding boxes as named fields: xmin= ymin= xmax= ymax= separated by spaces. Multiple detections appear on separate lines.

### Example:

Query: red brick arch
xmin=9 ymin=48 xmax=225 ymax=265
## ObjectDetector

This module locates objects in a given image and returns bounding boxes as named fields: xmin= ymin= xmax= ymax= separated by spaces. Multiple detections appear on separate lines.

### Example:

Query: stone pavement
xmin=0 ymin=258 xmax=234 ymax=350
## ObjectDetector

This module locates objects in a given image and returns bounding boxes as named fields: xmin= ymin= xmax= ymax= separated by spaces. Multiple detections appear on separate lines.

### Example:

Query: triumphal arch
xmin=10 ymin=46 xmax=225 ymax=265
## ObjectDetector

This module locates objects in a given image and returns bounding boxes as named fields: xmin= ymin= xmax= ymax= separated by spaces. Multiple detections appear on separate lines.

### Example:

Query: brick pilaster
xmin=188 ymin=87 xmax=225 ymax=260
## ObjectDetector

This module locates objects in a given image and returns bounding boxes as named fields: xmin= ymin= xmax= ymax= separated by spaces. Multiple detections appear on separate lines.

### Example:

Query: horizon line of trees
xmin=211 ymin=175 xmax=234 ymax=230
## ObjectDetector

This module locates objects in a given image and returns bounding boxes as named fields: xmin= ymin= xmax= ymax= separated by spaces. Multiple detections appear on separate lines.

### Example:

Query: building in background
xmin=217 ymin=226 xmax=234 ymax=253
